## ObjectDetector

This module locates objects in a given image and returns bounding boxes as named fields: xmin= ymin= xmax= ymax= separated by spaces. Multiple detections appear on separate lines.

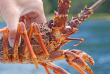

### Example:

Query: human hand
xmin=0 ymin=0 xmax=46 ymax=47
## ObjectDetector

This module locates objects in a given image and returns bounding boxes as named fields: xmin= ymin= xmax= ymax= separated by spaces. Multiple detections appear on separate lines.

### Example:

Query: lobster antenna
xmin=89 ymin=0 xmax=105 ymax=10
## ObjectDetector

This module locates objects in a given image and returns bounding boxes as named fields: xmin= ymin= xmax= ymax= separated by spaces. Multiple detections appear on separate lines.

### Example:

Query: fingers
xmin=26 ymin=3 xmax=47 ymax=24
xmin=20 ymin=11 xmax=46 ymax=28
xmin=0 ymin=0 xmax=46 ymax=47
xmin=19 ymin=0 xmax=46 ymax=25
xmin=19 ymin=0 xmax=46 ymax=27
xmin=36 ymin=12 xmax=46 ymax=24
xmin=34 ymin=0 xmax=47 ymax=24
xmin=0 ymin=2 xmax=20 ymax=47
xmin=6 ymin=15 xmax=20 ymax=47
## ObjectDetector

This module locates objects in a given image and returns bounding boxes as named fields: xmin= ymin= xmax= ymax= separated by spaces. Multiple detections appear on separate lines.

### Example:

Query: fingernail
xmin=8 ymin=32 xmax=16 ymax=47
xmin=9 ymin=38 xmax=15 ymax=47
xmin=8 ymin=36 xmax=21 ymax=47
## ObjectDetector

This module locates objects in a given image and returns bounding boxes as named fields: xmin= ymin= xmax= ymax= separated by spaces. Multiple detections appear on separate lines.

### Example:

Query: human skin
xmin=0 ymin=0 xmax=46 ymax=47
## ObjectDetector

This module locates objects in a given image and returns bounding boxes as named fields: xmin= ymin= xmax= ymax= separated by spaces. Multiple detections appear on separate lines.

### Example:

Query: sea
xmin=0 ymin=20 xmax=110 ymax=74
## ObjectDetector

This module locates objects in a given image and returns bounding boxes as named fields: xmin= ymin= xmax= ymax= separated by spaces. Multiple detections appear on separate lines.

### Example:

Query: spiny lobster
xmin=0 ymin=0 xmax=104 ymax=74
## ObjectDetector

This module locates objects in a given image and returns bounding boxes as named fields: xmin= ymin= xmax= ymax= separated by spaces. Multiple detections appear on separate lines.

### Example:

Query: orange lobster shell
xmin=0 ymin=0 xmax=105 ymax=74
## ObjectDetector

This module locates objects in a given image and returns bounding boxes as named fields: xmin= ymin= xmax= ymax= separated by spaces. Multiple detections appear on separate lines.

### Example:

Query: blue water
xmin=0 ymin=20 xmax=110 ymax=74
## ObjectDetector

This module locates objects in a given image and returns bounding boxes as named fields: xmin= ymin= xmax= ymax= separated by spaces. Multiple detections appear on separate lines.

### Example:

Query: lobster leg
xmin=12 ymin=25 xmax=21 ymax=62
xmin=32 ymin=22 xmax=49 ymax=56
xmin=39 ymin=62 xmax=70 ymax=74
xmin=66 ymin=59 xmax=86 ymax=74
xmin=19 ymin=22 xmax=38 ymax=68
xmin=0 ymin=27 xmax=8 ymax=33
xmin=22 ymin=23 xmax=34 ymax=61
xmin=40 ymin=63 xmax=51 ymax=74
xmin=3 ymin=32 xmax=9 ymax=62
xmin=49 ymin=50 xmax=94 ymax=74
xmin=71 ymin=49 xmax=95 ymax=65
xmin=66 ymin=38 xmax=84 ymax=46
xmin=0 ymin=27 xmax=9 ymax=61
xmin=22 ymin=44 xmax=30 ymax=62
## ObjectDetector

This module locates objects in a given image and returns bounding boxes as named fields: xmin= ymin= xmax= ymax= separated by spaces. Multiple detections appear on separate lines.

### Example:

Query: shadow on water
xmin=0 ymin=20 xmax=110 ymax=74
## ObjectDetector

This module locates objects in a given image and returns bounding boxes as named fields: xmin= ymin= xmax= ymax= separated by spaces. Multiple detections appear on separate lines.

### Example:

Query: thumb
xmin=4 ymin=15 xmax=20 ymax=47
xmin=0 ymin=1 xmax=21 ymax=47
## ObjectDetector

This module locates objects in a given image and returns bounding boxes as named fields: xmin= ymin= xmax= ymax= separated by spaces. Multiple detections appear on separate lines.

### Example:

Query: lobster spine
xmin=69 ymin=0 xmax=105 ymax=29
xmin=69 ymin=7 xmax=93 ymax=28
xmin=53 ymin=0 xmax=71 ymax=27
xmin=58 ymin=0 xmax=71 ymax=14
xmin=50 ymin=0 xmax=72 ymax=40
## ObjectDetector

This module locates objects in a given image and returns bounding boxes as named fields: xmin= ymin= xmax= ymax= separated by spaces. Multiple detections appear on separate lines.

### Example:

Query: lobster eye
xmin=50 ymin=23 xmax=54 ymax=26
xmin=48 ymin=20 xmax=54 ymax=28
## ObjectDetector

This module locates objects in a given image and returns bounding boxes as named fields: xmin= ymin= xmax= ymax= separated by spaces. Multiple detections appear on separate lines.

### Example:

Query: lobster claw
xmin=64 ymin=49 xmax=94 ymax=74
